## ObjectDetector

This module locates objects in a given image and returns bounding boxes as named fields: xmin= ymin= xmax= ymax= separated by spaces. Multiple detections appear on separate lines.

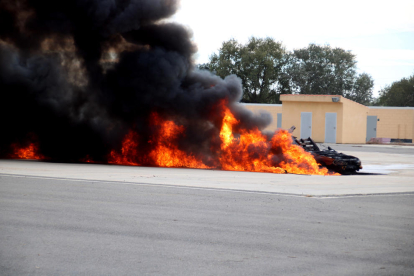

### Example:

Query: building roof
xmin=280 ymin=94 xmax=368 ymax=108
xmin=368 ymin=106 xmax=414 ymax=109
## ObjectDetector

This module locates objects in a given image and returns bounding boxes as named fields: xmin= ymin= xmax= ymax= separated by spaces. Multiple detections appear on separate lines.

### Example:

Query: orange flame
xmin=108 ymin=130 xmax=140 ymax=166
xmin=12 ymin=143 xmax=44 ymax=160
xmin=219 ymin=107 xmax=285 ymax=173
xmin=96 ymin=104 xmax=337 ymax=175
xmin=80 ymin=155 xmax=96 ymax=163
xmin=107 ymin=113 xmax=209 ymax=169
xmin=149 ymin=113 xmax=210 ymax=169
xmin=218 ymin=106 xmax=332 ymax=175
xmin=270 ymin=129 xmax=332 ymax=175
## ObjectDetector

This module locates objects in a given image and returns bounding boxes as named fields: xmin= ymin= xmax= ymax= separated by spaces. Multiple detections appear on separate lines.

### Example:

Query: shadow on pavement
xmin=353 ymin=172 xmax=386 ymax=176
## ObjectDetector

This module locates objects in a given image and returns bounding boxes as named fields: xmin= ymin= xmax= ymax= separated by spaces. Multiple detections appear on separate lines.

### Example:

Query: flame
xmin=218 ymin=106 xmax=332 ymax=175
xmin=104 ymin=105 xmax=335 ymax=175
xmin=108 ymin=130 xmax=140 ymax=166
xmin=149 ymin=113 xmax=210 ymax=169
xmin=219 ymin=108 xmax=285 ymax=173
xmin=11 ymin=143 xmax=44 ymax=160
xmin=80 ymin=155 xmax=96 ymax=163
xmin=7 ymin=99 xmax=336 ymax=175
xmin=270 ymin=129 xmax=332 ymax=175
xmin=107 ymin=113 xmax=210 ymax=169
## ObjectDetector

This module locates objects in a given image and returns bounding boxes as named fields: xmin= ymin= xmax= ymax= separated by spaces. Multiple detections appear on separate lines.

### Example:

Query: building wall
xmin=240 ymin=98 xmax=414 ymax=144
xmin=281 ymin=101 xmax=344 ymax=143
xmin=278 ymin=95 xmax=370 ymax=144
xmin=368 ymin=107 xmax=414 ymax=140
xmin=342 ymin=98 xmax=369 ymax=143
xmin=279 ymin=94 xmax=340 ymax=103
xmin=241 ymin=104 xmax=282 ymax=131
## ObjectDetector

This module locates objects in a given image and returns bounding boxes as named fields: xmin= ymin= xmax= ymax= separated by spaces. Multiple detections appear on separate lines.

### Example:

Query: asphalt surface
xmin=1 ymin=144 xmax=414 ymax=275
xmin=1 ymin=175 xmax=413 ymax=276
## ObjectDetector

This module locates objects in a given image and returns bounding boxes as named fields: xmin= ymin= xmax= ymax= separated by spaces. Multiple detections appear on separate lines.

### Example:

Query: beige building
xmin=367 ymin=107 xmax=414 ymax=142
xmin=242 ymin=104 xmax=283 ymax=131
xmin=242 ymin=95 xmax=414 ymax=144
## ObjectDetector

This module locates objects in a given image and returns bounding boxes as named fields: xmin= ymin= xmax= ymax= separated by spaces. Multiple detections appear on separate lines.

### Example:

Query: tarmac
xmin=1 ymin=144 xmax=413 ymax=275
xmin=1 ymin=143 xmax=413 ymax=197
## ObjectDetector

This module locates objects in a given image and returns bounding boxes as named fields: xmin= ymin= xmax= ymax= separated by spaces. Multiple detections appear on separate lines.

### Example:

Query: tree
xmin=345 ymin=73 xmax=374 ymax=105
xmin=286 ymin=44 xmax=374 ymax=104
xmin=201 ymin=37 xmax=290 ymax=103
xmin=201 ymin=41 xmax=374 ymax=105
xmin=376 ymin=74 xmax=414 ymax=106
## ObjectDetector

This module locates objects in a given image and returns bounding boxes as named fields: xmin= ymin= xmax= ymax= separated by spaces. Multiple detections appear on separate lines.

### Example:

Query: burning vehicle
xmin=1 ymin=0 xmax=342 ymax=176
xmin=289 ymin=126 xmax=362 ymax=174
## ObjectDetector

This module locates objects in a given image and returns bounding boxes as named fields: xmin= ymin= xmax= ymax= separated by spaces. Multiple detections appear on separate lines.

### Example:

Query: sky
xmin=171 ymin=0 xmax=414 ymax=97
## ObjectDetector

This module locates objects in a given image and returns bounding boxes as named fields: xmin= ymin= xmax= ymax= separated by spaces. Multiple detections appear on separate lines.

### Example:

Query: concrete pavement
xmin=1 ymin=175 xmax=413 ymax=276
xmin=0 ymin=143 xmax=413 ymax=196
xmin=1 ymin=144 xmax=413 ymax=275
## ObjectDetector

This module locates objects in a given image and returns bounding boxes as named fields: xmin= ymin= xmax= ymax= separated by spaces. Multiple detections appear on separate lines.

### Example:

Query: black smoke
xmin=0 ymin=0 xmax=271 ymax=163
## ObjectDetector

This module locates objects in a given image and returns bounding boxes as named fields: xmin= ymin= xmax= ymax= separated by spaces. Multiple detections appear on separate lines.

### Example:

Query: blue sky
xmin=172 ymin=0 xmax=414 ymax=98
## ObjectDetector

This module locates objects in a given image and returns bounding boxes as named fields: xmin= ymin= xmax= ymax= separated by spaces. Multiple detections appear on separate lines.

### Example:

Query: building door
xmin=277 ymin=113 xmax=282 ymax=128
xmin=324 ymin=113 xmax=337 ymax=143
xmin=366 ymin=116 xmax=377 ymax=142
xmin=300 ymin=112 xmax=312 ymax=139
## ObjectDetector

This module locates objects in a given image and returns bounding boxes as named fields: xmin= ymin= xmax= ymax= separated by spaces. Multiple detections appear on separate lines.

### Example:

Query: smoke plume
xmin=0 ymin=0 xmax=271 ymax=163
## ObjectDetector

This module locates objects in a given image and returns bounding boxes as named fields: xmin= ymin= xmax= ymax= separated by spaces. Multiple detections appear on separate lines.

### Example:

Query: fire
xmin=11 ymin=143 xmax=44 ymax=160
xmin=7 ymin=104 xmax=335 ymax=175
xmin=219 ymin=108 xmax=285 ymax=173
xmin=149 ymin=113 xmax=210 ymax=169
xmin=104 ymin=105 xmax=336 ymax=175
xmin=80 ymin=155 xmax=96 ymax=163
xmin=108 ymin=131 xmax=140 ymax=166
xmin=218 ymin=106 xmax=332 ymax=175
xmin=270 ymin=129 xmax=331 ymax=175
xmin=108 ymin=113 xmax=210 ymax=169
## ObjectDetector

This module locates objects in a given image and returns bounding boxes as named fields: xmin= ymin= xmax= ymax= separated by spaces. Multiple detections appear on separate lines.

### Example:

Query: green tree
xmin=377 ymin=74 xmax=414 ymax=106
xmin=201 ymin=37 xmax=290 ymax=103
xmin=286 ymin=44 xmax=374 ymax=104
xmin=345 ymin=73 xmax=374 ymax=105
